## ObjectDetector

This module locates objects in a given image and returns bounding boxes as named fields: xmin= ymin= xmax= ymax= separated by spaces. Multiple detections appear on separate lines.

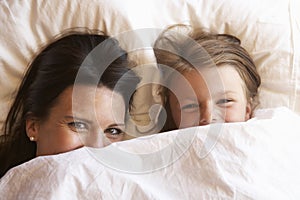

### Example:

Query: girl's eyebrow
xmin=214 ymin=90 xmax=238 ymax=96
xmin=64 ymin=116 xmax=92 ymax=124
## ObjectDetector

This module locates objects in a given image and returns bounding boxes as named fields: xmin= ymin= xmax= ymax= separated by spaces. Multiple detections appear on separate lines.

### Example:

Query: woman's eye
xmin=216 ymin=99 xmax=233 ymax=105
xmin=104 ymin=128 xmax=124 ymax=141
xmin=68 ymin=121 xmax=88 ymax=131
xmin=104 ymin=128 xmax=123 ymax=136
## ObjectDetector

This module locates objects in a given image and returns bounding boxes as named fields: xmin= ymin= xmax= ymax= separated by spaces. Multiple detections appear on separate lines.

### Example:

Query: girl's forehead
xmin=169 ymin=65 xmax=246 ymax=97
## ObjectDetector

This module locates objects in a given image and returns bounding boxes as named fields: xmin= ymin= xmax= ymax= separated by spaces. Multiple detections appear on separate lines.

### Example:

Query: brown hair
xmin=0 ymin=31 xmax=140 ymax=178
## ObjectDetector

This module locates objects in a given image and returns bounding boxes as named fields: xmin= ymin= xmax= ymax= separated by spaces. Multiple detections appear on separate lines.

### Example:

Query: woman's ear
xmin=25 ymin=113 xmax=40 ymax=141
xmin=245 ymin=103 xmax=252 ymax=121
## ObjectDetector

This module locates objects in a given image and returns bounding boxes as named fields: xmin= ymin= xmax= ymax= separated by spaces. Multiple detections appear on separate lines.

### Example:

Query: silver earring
xmin=29 ymin=136 xmax=35 ymax=141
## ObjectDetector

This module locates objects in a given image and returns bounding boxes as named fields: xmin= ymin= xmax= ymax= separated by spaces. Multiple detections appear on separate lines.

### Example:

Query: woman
xmin=0 ymin=32 xmax=140 ymax=178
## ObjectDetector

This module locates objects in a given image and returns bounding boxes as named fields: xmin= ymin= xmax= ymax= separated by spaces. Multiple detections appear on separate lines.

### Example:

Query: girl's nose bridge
xmin=199 ymin=103 xmax=212 ymax=125
xmin=199 ymin=104 xmax=224 ymax=125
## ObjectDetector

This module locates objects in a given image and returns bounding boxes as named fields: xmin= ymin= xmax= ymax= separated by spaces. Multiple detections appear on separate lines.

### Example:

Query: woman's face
xmin=26 ymin=85 xmax=126 ymax=156
xmin=168 ymin=64 xmax=251 ymax=129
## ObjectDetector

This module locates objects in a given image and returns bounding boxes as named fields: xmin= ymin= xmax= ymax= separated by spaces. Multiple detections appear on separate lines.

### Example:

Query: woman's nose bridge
xmin=84 ymin=128 xmax=105 ymax=147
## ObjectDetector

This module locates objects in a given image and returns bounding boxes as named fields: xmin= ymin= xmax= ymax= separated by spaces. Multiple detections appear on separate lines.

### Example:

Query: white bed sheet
xmin=1 ymin=107 xmax=299 ymax=199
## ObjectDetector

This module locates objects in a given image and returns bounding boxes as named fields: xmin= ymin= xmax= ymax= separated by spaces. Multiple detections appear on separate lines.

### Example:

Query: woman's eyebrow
xmin=64 ymin=116 xmax=93 ymax=124
xmin=106 ymin=123 xmax=125 ymax=128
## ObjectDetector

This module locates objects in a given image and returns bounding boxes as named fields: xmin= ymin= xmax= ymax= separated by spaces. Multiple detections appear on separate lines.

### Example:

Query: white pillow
xmin=0 ymin=0 xmax=299 ymax=134
xmin=186 ymin=0 xmax=300 ymax=114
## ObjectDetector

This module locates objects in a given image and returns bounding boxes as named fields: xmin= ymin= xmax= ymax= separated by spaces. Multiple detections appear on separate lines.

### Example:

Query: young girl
xmin=154 ymin=27 xmax=261 ymax=131
xmin=0 ymin=31 xmax=140 ymax=178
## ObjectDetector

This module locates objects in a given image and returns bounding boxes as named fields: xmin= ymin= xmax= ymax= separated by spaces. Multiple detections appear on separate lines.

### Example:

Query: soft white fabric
xmin=0 ymin=0 xmax=299 ymax=134
xmin=1 ymin=107 xmax=299 ymax=199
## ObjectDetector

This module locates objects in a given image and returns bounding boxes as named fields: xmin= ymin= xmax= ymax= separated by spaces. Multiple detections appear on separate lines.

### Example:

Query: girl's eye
xmin=68 ymin=121 xmax=88 ymax=131
xmin=181 ymin=103 xmax=199 ymax=110
xmin=216 ymin=99 xmax=233 ymax=105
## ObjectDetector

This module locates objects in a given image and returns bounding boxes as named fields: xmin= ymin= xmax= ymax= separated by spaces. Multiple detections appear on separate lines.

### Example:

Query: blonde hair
xmin=154 ymin=26 xmax=261 ymax=111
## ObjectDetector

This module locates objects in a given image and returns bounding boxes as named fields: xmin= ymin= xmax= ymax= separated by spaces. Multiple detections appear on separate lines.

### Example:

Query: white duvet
xmin=0 ymin=107 xmax=299 ymax=199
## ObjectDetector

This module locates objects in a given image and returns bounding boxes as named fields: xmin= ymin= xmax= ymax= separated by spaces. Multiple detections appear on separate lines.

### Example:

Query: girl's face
xmin=26 ymin=85 xmax=126 ymax=156
xmin=168 ymin=64 xmax=251 ymax=129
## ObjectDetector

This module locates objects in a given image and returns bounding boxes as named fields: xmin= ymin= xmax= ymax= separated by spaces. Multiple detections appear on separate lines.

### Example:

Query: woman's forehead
xmin=53 ymin=85 xmax=123 ymax=112
xmin=47 ymin=85 xmax=125 ymax=125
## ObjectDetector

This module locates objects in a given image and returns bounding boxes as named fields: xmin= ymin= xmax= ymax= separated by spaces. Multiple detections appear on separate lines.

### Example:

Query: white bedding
xmin=1 ymin=107 xmax=299 ymax=199
xmin=1 ymin=1 xmax=300 ymax=198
